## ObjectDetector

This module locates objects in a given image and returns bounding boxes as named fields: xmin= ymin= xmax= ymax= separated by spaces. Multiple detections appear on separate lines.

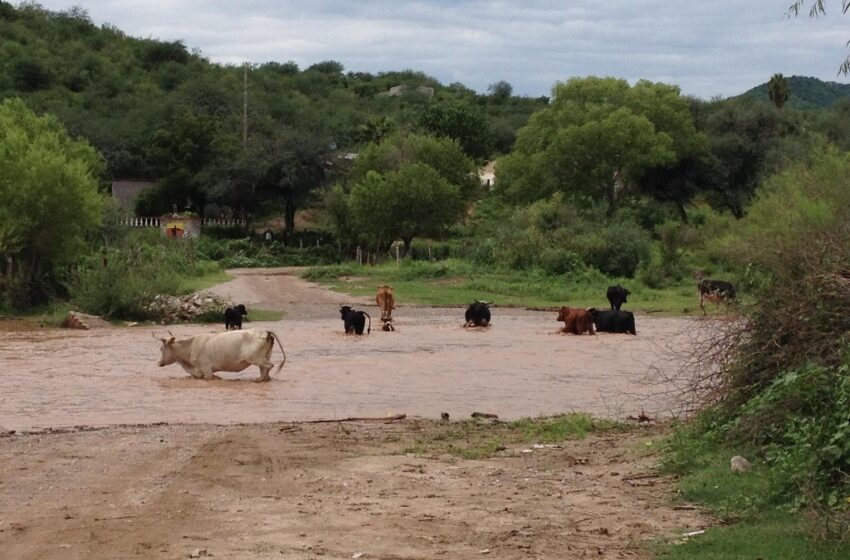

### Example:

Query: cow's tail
xmin=364 ymin=311 xmax=371 ymax=334
xmin=267 ymin=331 xmax=287 ymax=374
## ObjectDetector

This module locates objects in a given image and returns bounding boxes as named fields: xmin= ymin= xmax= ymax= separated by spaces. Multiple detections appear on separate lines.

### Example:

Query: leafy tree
xmin=701 ymin=99 xmax=807 ymax=217
xmin=788 ymin=1 xmax=850 ymax=74
xmin=351 ymin=132 xmax=479 ymax=199
xmin=145 ymin=111 xmax=225 ymax=215
xmin=349 ymin=164 xmax=464 ymax=256
xmin=417 ymin=100 xmax=493 ymax=159
xmin=498 ymin=77 xmax=700 ymax=216
xmin=0 ymin=98 xmax=104 ymax=307
xmin=261 ymin=132 xmax=332 ymax=240
xmin=355 ymin=116 xmax=396 ymax=145
xmin=488 ymin=80 xmax=513 ymax=102
xmin=767 ymin=73 xmax=791 ymax=109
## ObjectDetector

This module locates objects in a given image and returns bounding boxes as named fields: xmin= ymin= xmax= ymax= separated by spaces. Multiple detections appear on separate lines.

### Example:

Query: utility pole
xmin=242 ymin=63 xmax=248 ymax=149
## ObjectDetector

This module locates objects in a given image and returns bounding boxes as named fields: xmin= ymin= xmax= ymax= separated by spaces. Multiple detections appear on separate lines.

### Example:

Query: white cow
xmin=157 ymin=329 xmax=286 ymax=382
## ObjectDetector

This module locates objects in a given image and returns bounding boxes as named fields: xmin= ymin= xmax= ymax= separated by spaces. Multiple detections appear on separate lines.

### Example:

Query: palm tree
xmin=767 ymin=73 xmax=791 ymax=109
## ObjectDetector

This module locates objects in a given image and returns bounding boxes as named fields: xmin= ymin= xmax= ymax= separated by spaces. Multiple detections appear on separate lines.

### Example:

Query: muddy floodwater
xmin=0 ymin=307 xmax=694 ymax=431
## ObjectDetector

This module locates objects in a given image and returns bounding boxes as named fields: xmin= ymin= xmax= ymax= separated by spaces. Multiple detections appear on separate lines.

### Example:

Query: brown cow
xmin=376 ymin=285 xmax=396 ymax=331
xmin=557 ymin=306 xmax=595 ymax=335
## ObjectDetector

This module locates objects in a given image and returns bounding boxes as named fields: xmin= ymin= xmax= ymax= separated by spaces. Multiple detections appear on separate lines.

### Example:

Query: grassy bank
xmin=305 ymin=259 xmax=703 ymax=315
xmin=656 ymin=425 xmax=850 ymax=559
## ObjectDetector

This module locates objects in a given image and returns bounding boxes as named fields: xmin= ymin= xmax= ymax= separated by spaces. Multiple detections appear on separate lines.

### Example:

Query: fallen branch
xmin=471 ymin=412 xmax=499 ymax=419
xmin=301 ymin=414 xmax=406 ymax=424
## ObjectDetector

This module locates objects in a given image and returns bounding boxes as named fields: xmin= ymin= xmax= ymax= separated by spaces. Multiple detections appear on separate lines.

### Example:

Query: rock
xmin=189 ymin=548 xmax=209 ymax=558
xmin=440 ymin=412 xmax=449 ymax=421
xmin=61 ymin=311 xmax=110 ymax=330
xmin=730 ymin=455 xmax=751 ymax=473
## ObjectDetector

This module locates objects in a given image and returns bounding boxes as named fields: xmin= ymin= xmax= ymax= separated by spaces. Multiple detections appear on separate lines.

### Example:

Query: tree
xmin=417 ymin=101 xmax=494 ymax=159
xmin=349 ymin=164 xmax=464 ymax=256
xmin=767 ymin=73 xmax=791 ymax=108
xmin=144 ymin=111 xmax=225 ymax=215
xmin=498 ymin=77 xmax=701 ymax=216
xmin=701 ymin=99 xmax=807 ymax=218
xmin=488 ymin=80 xmax=513 ymax=102
xmin=0 ymin=98 xmax=104 ymax=307
xmin=351 ymin=133 xmax=479 ymax=200
xmin=788 ymin=1 xmax=850 ymax=74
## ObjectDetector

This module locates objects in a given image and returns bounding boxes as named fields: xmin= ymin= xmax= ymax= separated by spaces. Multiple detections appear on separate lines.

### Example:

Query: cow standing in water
xmin=224 ymin=304 xmax=248 ymax=330
xmin=606 ymin=286 xmax=630 ymax=310
xmin=464 ymin=300 xmax=491 ymax=328
xmin=340 ymin=306 xmax=371 ymax=335
xmin=376 ymin=285 xmax=396 ymax=331
xmin=157 ymin=329 xmax=286 ymax=382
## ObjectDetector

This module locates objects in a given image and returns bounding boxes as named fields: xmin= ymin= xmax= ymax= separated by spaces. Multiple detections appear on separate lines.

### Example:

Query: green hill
xmin=738 ymin=75 xmax=850 ymax=109
xmin=0 ymin=2 xmax=545 ymax=179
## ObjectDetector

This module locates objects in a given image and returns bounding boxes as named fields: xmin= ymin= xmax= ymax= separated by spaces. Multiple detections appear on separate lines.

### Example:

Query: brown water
xmin=0 ymin=308 xmax=694 ymax=431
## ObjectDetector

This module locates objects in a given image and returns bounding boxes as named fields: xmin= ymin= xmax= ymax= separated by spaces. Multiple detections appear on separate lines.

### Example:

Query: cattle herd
xmin=157 ymin=277 xmax=736 ymax=382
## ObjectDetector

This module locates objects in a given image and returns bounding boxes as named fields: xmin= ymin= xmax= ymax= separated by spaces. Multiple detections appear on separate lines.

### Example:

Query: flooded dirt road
xmin=0 ymin=306 xmax=692 ymax=431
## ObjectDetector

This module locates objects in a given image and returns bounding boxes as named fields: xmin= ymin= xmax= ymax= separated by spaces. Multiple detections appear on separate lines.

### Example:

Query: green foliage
xmin=482 ymin=194 xmax=652 ymax=277
xmin=498 ymin=77 xmax=702 ymax=215
xmin=68 ymin=232 xmax=221 ymax=319
xmin=417 ymin=100 xmax=493 ymax=159
xmin=0 ymin=97 xmax=104 ymax=308
xmin=767 ymin=73 xmax=791 ymax=109
xmin=739 ymin=75 xmax=850 ymax=110
xmin=667 ymin=148 xmax=850 ymax=538
xmin=349 ymin=164 xmax=464 ymax=254
xmin=305 ymin=259 xmax=697 ymax=314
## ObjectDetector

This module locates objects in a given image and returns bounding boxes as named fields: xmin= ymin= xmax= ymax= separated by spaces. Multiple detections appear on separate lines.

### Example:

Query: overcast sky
xmin=29 ymin=1 xmax=850 ymax=99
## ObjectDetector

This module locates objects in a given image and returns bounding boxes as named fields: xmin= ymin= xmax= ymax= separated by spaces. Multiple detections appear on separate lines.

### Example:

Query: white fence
xmin=119 ymin=218 xmax=247 ymax=228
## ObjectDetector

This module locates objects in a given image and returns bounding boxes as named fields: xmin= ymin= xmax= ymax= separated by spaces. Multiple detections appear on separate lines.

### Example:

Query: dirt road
xmin=0 ymin=268 xmax=709 ymax=559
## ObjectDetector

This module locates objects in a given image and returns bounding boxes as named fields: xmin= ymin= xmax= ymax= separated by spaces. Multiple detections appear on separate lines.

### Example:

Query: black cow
xmin=224 ymin=304 xmax=248 ymax=330
xmin=588 ymin=308 xmax=636 ymax=335
xmin=698 ymin=280 xmax=736 ymax=315
xmin=606 ymin=285 xmax=630 ymax=310
xmin=340 ymin=305 xmax=371 ymax=335
xmin=464 ymin=300 xmax=491 ymax=328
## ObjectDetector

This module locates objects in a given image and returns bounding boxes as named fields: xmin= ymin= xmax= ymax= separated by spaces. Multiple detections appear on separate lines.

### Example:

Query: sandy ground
xmin=0 ymin=268 xmax=711 ymax=558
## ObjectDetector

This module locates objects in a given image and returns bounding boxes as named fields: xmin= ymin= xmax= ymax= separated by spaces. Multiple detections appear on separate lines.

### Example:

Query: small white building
xmin=478 ymin=161 xmax=496 ymax=190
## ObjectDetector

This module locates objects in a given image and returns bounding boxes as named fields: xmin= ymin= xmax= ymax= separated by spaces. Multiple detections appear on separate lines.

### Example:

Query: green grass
xmin=656 ymin=424 xmax=850 ymax=559
xmin=655 ymin=511 xmax=850 ymax=559
xmin=174 ymin=263 xmax=231 ymax=294
xmin=400 ymin=413 xmax=620 ymax=460
xmin=304 ymin=259 xmax=706 ymax=315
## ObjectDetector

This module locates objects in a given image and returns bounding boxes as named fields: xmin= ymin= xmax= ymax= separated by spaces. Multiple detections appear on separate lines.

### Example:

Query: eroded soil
xmin=0 ymin=420 xmax=706 ymax=560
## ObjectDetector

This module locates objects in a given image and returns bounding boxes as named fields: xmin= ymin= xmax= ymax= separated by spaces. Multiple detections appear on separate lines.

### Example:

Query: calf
xmin=606 ymin=285 xmax=630 ymax=310
xmin=698 ymin=279 xmax=736 ymax=315
xmin=588 ymin=308 xmax=637 ymax=335
xmin=556 ymin=306 xmax=595 ymax=335
xmin=464 ymin=300 xmax=491 ymax=328
xmin=157 ymin=329 xmax=286 ymax=382
xmin=340 ymin=305 xmax=371 ymax=335
xmin=224 ymin=304 xmax=248 ymax=330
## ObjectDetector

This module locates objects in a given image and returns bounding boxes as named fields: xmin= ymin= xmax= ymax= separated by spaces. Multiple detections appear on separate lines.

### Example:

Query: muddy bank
xmin=0 ymin=420 xmax=708 ymax=560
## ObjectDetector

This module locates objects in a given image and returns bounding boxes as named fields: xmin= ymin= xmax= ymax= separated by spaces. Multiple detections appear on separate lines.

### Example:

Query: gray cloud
xmin=29 ymin=0 xmax=850 ymax=98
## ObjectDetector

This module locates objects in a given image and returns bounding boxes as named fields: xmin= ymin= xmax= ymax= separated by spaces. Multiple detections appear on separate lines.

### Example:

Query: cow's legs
xmin=256 ymin=363 xmax=272 ymax=382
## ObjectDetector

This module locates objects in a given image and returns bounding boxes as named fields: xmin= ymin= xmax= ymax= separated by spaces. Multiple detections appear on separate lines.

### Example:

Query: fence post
xmin=396 ymin=243 xmax=400 ymax=266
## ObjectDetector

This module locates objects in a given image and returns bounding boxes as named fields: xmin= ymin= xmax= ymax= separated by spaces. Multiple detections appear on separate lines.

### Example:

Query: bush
xmin=675 ymin=148 xmax=850 ymax=527
xmin=68 ymin=232 xmax=220 ymax=319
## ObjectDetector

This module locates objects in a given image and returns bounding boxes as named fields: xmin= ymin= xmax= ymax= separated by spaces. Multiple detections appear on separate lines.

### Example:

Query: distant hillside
xmin=738 ymin=76 xmax=850 ymax=110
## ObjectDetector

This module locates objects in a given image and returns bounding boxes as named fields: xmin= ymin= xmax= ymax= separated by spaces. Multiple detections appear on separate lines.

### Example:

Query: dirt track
xmin=0 ymin=268 xmax=710 ymax=559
